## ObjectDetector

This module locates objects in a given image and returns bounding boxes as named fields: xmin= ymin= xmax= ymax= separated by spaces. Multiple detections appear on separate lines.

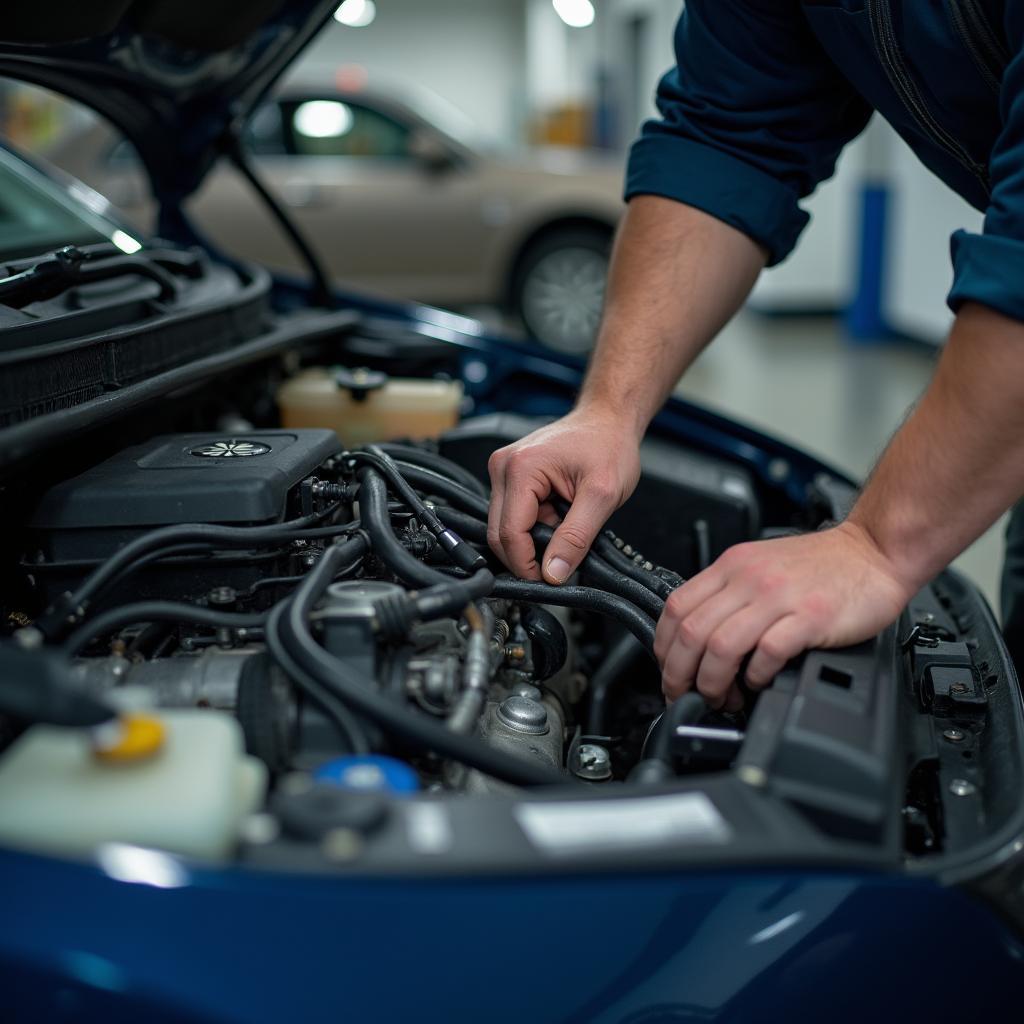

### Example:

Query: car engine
xmin=1 ymin=357 xmax=1021 ymax=892
xmin=1 ymin=409 xmax=752 ymax=859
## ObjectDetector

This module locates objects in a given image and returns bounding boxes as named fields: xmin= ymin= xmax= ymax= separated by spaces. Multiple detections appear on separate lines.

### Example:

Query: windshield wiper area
xmin=0 ymin=243 xmax=182 ymax=308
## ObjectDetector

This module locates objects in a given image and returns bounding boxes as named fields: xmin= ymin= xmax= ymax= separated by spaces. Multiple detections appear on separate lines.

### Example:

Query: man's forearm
xmin=577 ymin=195 xmax=767 ymax=437
xmin=848 ymin=302 xmax=1024 ymax=591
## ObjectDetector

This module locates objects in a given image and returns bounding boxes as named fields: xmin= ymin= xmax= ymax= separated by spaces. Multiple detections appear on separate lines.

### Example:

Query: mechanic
xmin=487 ymin=1 xmax=1024 ymax=710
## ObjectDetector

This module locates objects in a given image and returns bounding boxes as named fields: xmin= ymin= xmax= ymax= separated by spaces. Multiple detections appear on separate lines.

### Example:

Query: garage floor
xmin=674 ymin=312 xmax=1007 ymax=613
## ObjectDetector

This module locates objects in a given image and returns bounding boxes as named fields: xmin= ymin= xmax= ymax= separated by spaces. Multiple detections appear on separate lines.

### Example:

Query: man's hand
xmin=655 ymin=522 xmax=914 ymax=709
xmin=487 ymin=408 xmax=642 ymax=583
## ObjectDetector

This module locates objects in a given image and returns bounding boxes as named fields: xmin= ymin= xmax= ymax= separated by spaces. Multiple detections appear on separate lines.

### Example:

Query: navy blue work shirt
xmin=625 ymin=1 xmax=1024 ymax=320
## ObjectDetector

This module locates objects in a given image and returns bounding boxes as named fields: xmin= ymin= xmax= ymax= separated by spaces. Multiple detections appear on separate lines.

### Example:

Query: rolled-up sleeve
xmin=626 ymin=0 xmax=872 ymax=266
xmin=949 ymin=19 xmax=1024 ymax=321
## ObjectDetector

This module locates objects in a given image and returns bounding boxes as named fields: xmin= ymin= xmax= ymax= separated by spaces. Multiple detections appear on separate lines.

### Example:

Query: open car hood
xmin=0 ymin=1 xmax=338 ymax=213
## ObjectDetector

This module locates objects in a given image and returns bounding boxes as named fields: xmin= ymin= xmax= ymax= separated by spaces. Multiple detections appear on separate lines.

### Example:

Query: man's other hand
xmin=487 ymin=409 xmax=642 ymax=583
xmin=655 ymin=522 xmax=914 ymax=710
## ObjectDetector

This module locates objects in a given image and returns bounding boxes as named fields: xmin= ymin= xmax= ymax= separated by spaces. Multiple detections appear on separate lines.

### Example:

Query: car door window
xmin=284 ymin=99 xmax=410 ymax=159
xmin=244 ymin=103 xmax=287 ymax=156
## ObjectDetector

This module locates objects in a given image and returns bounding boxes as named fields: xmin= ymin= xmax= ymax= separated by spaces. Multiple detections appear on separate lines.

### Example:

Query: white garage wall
xmin=294 ymin=0 xmax=528 ymax=145
xmin=885 ymin=136 xmax=983 ymax=344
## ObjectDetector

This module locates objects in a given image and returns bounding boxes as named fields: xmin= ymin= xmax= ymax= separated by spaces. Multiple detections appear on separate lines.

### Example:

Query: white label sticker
xmin=514 ymin=792 xmax=731 ymax=856
xmin=404 ymin=802 xmax=454 ymax=855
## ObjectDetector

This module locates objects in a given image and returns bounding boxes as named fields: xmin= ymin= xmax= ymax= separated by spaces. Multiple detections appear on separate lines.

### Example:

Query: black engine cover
xmin=31 ymin=429 xmax=338 ymax=561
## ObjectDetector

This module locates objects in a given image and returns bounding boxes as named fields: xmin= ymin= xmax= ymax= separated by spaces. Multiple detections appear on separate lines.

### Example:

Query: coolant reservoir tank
xmin=277 ymin=367 xmax=462 ymax=447
xmin=0 ymin=710 xmax=266 ymax=862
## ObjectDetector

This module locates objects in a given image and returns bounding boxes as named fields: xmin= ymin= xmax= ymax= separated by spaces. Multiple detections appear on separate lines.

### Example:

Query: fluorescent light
xmin=553 ymin=0 xmax=594 ymax=28
xmin=97 ymin=843 xmax=189 ymax=889
xmin=334 ymin=0 xmax=376 ymax=27
xmin=110 ymin=229 xmax=142 ymax=254
xmin=294 ymin=100 xmax=354 ymax=138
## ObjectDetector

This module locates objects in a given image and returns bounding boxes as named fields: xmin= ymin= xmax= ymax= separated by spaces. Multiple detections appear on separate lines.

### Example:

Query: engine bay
xmin=0 ymin=337 xmax=1022 ymax=891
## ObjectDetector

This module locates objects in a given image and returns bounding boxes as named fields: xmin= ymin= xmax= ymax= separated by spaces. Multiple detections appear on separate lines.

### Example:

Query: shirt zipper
xmin=948 ymin=0 xmax=1002 ymax=94
xmin=962 ymin=0 xmax=1010 ymax=73
xmin=867 ymin=0 xmax=991 ymax=193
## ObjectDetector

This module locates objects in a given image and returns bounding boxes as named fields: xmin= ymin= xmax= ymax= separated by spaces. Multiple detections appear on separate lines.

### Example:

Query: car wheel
xmin=512 ymin=227 xmax=611 ymax=354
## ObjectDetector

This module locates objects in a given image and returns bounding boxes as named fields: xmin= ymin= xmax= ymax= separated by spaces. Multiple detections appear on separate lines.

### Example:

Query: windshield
xmin=0 ymin=146 xmax=141 ymax=262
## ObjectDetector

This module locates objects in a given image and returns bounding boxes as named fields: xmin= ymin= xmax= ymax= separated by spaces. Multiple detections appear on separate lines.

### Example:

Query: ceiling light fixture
xmin=334 ymin=0 xmax=377 ymax=28
xmin=552 ymin=0 xmax=595 ymax=28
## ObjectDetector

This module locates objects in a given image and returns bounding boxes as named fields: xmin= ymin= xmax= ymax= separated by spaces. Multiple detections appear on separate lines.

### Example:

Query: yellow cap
xmin=93 ymin=713 xmax=166 ymax=763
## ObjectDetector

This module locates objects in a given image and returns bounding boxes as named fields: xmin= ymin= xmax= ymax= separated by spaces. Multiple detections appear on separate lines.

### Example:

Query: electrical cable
xmin=63 ymin=601 xmax=267 ymax=656
xmin=346 ymin=448 xmax=448 ymax=532
xmin=592 ymin=533 xmax=677 ymax=601
xmin=358 ymin=457 xmax=667 ymax=622
xmin=434 ymin=505 xmax=665 ymax=620
xmin=376 ymin=443 xmax=487 ymax=498
xmin=390 ymin=462 xmax=490 ymax=519
xmin=40 ymin=508 xmax=357 ymax=640
xmin=360 ymin=469 xmax=453 ymax=588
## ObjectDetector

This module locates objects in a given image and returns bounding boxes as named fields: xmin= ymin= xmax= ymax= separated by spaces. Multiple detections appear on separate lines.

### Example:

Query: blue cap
xmin=313 ymin=755 xmax=420 ymax=795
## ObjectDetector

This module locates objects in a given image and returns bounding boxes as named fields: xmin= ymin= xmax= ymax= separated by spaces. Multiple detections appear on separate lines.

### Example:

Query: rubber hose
xmin=377 ymin=443 xmax=488 ymax=498
xmin=434 ymin=505 xmax=665 ymax=620
xmin=519 ymin=604 xmax=568 ymax=681
xmin=360 ymin=469 xmax=451 ymax=588
xmin=346 ymin=448 xmax=448 ymax=536
xmin=264 ymin=599 xmax=371 ymax=755
xmin=650 ymin=692 xmax=707 ymax=763
xmin=63 ymin=601 xmax=267 ymax=656
xmin=490 ymin=578 xmax=657 ymax=655
xmin=277 ymin=543 xmax=565 ymax=787
xmin=390 ymin=462 xmax=490 ymax=519
xmin=585 ymin=631 xmax=647 ymax=736
xmin=53 ymin=507 xmax=352 ymax=634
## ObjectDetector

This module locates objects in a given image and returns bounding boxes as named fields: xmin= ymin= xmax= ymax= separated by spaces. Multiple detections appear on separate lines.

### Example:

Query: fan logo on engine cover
xmin=189 ymin=440 xmax=272 ymax=458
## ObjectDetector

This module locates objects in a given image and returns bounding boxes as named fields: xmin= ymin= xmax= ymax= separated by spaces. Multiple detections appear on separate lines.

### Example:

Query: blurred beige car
xmin=51 ymin=86 xmax=625 ymax=352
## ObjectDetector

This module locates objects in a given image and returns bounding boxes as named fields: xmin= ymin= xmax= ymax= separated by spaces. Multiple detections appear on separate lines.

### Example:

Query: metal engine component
xmin=572 ymin=743 xmax=612 ymax=781
xmin=319 ymin=580 xmax=406 ymax=674
xmin=459 ymin=694 xmax=566 ymax=795
xmin=496 ymin=695 xmax=549 ymax=735
xmin=70 ymin=648 xmax=259 ymax=709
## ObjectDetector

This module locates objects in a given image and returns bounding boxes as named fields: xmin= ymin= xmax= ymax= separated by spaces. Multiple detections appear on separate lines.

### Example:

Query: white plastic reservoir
xmin=277 ymin=367 xmax=463 ymax=446
xmin=0 ymin=710 xmax=266 ymax=862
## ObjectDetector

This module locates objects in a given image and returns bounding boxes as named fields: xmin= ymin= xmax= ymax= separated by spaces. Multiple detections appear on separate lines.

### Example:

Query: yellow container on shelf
xmin=277 ymin=367 xmax=463 ymax=447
